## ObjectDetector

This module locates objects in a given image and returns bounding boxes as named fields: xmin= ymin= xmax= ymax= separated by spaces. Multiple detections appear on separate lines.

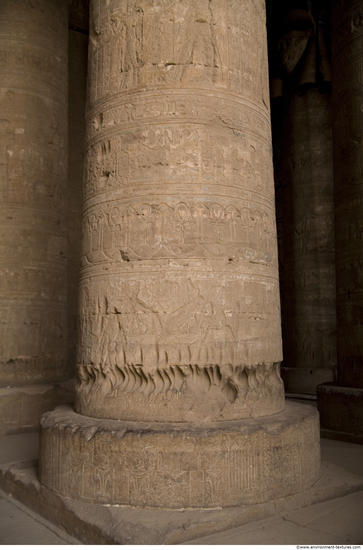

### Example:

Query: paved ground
xmin=185 ymin=490 xmax=363 ymax=545
xmin=0 ymin=491 xmax=80 ymax=545
xmin=1 ymin=403 xmax=363 ymax=545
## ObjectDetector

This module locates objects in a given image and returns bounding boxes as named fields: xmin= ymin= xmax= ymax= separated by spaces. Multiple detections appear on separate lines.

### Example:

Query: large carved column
xmin=74 ymin=0 xmax=284 ymax=423
xmin=39 ymin=0 xmax=320 ymax=510
xmin=318 ymin=0 xmax=363 ymax=443
xmin=0 ymin=0 xmax=72 ymax=434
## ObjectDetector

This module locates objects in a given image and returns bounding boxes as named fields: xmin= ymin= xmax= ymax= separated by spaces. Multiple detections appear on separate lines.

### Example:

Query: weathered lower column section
xmin=318 ymin=0 xmax=363 ymax=443
xmin=0 ymin=0 xmax=71 ymax=433
xmin=40 ymin=0 xmax=321 ymax=510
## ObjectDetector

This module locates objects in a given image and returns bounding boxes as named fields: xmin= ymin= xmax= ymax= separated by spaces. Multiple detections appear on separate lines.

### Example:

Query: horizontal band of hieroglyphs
xmin=84 ymin=130 xmax=273 ymax=198
xmin=89 ymin=0 xmax=268 ymax=102
xmin=81 ymin=201 xmax=278 ymax=265
xmin=87 ymin=94 xmax=270 ymax=142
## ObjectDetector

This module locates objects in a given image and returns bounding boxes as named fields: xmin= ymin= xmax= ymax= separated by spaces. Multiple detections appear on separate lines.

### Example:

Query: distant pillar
xmin=269 ymin=4 xmax=336 ymax=396
xmin=39 ymin=0 xmax=320 ymax=510
xmin=67 ymin=0 xmax=89 ymax=370
xmin=318 ymin=0 xmax=363 ymax=443
xmin=277 ymin=89 xmax=337 ymax=395
xmin=0 ymin=0 xmax=71 ymax=434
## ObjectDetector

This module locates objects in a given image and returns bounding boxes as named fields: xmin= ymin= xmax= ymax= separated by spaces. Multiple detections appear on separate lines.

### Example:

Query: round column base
xmin=39 ymin=402 xmax=320 ymax=509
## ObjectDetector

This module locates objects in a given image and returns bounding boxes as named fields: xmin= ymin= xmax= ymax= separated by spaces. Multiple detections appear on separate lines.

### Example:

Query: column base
xmin=317 ymin=382 xmax=363 ymax=444
xmin=281 ymin=367 xmax=336 ymax=396
xmin=39 ymin=402 xmax=320 ymax=509
xmin=0 ymin=380 xmax=74 ymax=435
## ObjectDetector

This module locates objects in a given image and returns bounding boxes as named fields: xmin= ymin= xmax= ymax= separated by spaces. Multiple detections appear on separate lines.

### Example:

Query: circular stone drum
xmin=39 ymin=402 xmax=320 ymax=509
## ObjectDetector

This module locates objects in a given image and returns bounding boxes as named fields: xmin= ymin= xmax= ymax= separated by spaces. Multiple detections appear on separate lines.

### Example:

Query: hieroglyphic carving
xmin=76 ymin=271 xmax=283 ymax=421
xmin=89 ymin=0 xmax=268 ymax=101
xmin=80 ymin=200 xmax=277 ymax=266
xmin=84 ymin=126 xmax=273 ymax=200
xmin=77 ymin=0 xmax=283 ymax=421
xmin=77 ymin=277 xmax=281 ymax=369
xmin=39 ymin=403 xmax=321 ymax=508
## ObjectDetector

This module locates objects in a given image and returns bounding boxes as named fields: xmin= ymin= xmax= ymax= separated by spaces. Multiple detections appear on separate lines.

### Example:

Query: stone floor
xmin=1 ymin=403 xmax=363 ymax=545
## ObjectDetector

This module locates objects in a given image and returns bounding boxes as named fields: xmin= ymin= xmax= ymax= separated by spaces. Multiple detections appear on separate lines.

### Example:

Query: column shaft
xmin=332 ymin=0 xmax=363 ymax=388
xmin=317 ymin=0 xmax=363 ymax=444
xmin=0 ymin=0 xmax=69 ymax=431
xmin=75 ymin=0 xmax=284 ymax=423
xmin=276 ymin=88 xmax=336 ymax=395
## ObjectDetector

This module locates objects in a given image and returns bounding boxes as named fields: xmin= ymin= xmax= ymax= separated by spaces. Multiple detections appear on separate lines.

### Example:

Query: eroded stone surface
xmin=75 ymin=0 xmax=283 ymax=422
xmin=0 ymin=0 xmax=69 ymax=385
xmin=39 ymin=402 xmax=320 ymax=509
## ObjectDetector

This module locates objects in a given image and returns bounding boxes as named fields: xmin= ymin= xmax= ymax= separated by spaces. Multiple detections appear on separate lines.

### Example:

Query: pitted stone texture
xmin=76 ymin=0 xmax=283 ymax=421
xmin=0 ymin=0 xmax=68 ymax=385
xmin=331 ymin=0 xmax=363 ymax=389
xmin=39 ymin=402 xmax=320 ymax=509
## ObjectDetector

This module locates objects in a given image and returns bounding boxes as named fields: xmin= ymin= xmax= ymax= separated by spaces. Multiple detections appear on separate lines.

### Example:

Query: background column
xmin=0 ymin=0 xmax=72 ymax=433
xmin=268 ymin=3 xmax=336 ymax=397
xmin=318 ymin=0 xmax=363 ymax=443
xmin=67 ymin=0 xmax=89 ymax=371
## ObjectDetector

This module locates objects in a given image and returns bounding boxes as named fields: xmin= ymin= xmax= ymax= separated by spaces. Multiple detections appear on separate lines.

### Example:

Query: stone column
xmin=67 ymin=0 xmax=89 ymax=370
xmin=75 ymin=0 xmax=284 ymax=423
xmin=276 ymin=89 xmax=337 ymax=395
xmin=269 ymin=4 xmax=336 ymax=396
xmin=39 ymin=0 xmax=321 ymax=510
xmin=317 ymin=0 xmax=363 ymax=443
xmin=0 ymin=0 xmax=72 ymax=434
